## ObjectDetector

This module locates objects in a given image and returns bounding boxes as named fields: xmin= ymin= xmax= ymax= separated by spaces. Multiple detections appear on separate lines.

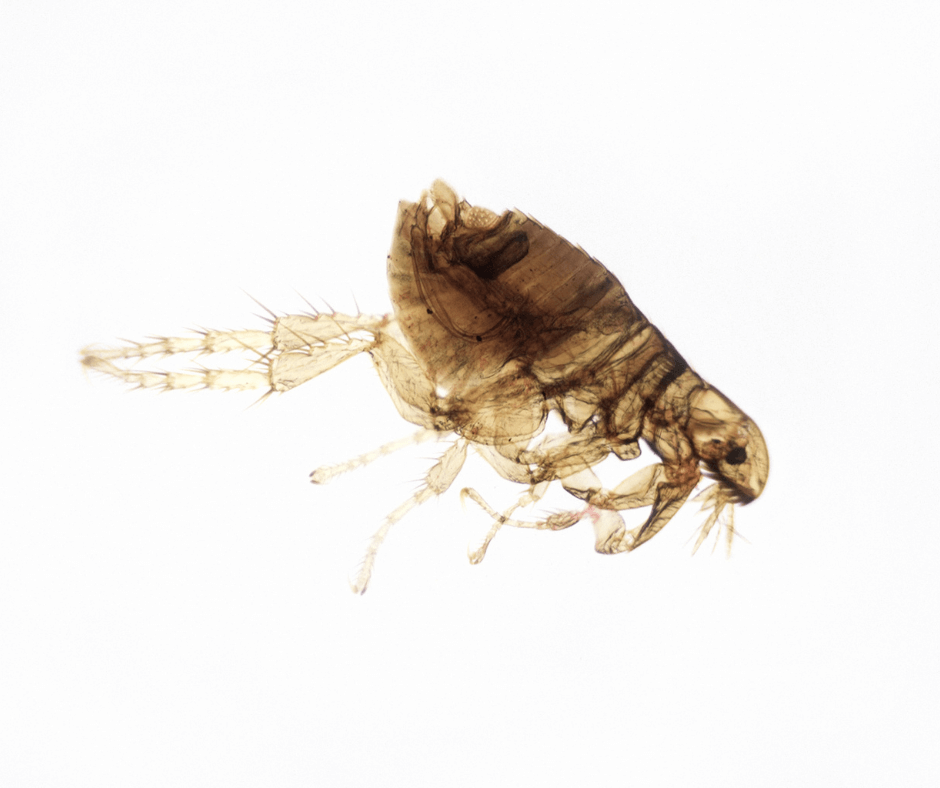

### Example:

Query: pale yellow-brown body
xmin=81 ymin=180 xmax=769 ymax=593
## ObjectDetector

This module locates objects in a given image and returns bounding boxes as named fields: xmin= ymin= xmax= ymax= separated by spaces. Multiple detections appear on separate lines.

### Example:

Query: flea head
xmin=686 ymin=385 xmax=769 ymax=504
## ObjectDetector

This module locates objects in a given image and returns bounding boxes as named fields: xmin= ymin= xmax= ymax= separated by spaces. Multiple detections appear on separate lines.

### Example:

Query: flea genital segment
xmin=82 ymin=181 xmax=769 ymax=593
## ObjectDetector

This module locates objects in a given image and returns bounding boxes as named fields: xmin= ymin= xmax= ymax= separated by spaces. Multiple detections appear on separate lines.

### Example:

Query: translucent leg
xmin=310 ymin=429 xmax=440 ymax=484
xmin=559 ymin=465 xmax=698 ymax=553
xmin=80 ymin=312 xmax=386 ymax=393
xmin=462 ymin=488 xmax=637 ymax=554
xmin=462 ymin=458 xmax=701 ymax=556
xmin=462 ymin=482 xmax=551 ymax=564
xmin=351 ymin=439 xmax=468 ymax=594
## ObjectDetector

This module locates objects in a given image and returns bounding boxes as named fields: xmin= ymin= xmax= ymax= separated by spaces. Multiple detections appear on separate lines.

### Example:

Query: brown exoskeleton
xmin=82 ymin=181 xmax=769 ymax=593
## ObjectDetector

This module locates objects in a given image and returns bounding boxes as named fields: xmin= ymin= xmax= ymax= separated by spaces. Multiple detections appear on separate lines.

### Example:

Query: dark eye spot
xmin=725 ymin=446 xmax=747 ymax=465
xmin=426 ymin=308 xmax=433 ymax=315
xmin=475 ymin=335 xmax=482 ymax=342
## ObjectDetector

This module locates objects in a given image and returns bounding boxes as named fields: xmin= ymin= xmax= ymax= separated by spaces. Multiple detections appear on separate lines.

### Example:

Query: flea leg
xmin=515 ymin=431 xmax=616 ymax=480
xmin=81 ymin=354 xmax=259 ymax=392
xmin=466 ymin=445 xmax=667 ymax=553
xmin=310 ymin=428 xmax=440 ymax=484
xmin=557 ymin=465 xmax=699 ymax=553
xmin=352 ymin=439 xmax=468 ymax=594
xmin=605 ymin=486 xmax=690 ymax=552
xmin=463 ymin=482 xmax=550 ymax=564
xmin=272 ymin=312 xmax=386 ymax=348
xmin=559 ymin=464 xmax=663 ymax=510
xmin=461 ymin=487 xmax=582 ymax=531
xmin=587 ymin=477 xmax=697 ymax=554
xmin=81 ymin=328 xmax=280 ymax=391
xmin=368 ymin=329 xmax=449 ymax=432
xmin=462 ymin=463 xmax=695 ymax=555
xmin=81 ymin=329 xmax=277 ymax=362
xmin=81 ymin=312 xmax=385 ymax=393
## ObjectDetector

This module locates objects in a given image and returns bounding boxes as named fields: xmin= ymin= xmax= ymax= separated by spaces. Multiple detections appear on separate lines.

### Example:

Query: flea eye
xmin=725 ymin=446 xmax=747 ymax=465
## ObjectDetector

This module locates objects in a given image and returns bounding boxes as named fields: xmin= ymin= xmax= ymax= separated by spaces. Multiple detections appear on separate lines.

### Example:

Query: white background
xmin=2 ymin=2 xmax=938 ymax=786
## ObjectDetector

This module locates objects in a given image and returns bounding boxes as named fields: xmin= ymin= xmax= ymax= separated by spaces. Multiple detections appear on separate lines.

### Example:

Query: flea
xmin=82 ymin=180 xmax=769 ymax=593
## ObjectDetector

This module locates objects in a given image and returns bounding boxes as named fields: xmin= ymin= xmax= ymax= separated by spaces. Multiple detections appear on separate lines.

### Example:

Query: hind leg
xmin=81 ymin=311 xmax=386 ymax=393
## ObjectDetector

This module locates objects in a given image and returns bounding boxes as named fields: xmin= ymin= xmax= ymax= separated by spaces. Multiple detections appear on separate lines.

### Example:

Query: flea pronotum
xmin=82 ymin=181 xmax=769 ymax=593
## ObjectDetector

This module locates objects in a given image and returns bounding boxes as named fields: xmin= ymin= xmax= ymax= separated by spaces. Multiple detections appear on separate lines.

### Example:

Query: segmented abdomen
xmin=387 ymin=187 xmax=688 ymax=448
